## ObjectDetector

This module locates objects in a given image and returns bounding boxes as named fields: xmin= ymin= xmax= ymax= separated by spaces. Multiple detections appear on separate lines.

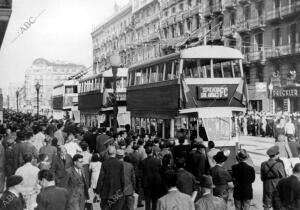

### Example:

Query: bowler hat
xmin=6 ymin=175 xmax=23 ymax=188
xmin=213 ymin=151 xmax=228 ymax=163
xmin=267 ymin=145 xmax=279 ymax=156
xmin=236 ymin=149 xmax=249 ymax=162
xmin=199 ymin=175 xmax=214 ymax=188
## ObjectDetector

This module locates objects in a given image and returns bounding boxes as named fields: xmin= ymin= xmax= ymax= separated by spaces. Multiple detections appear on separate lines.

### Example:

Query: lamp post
xmin=268 ymin=83 xmax=274 ymax=114
xmin=16 ymin=90 xmax=19 ymax=112
xmin=35 ymin=82 xmax=41 ymax=118
xmin=109 ymin=54 xmax=121 ymax=135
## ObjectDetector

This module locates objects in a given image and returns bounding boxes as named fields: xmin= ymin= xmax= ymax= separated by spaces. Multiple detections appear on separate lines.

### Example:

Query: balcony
xmin=224 ymin=0 xmax=237 ymax=10
xmin=212 ymin=3 xmax=224 ymax=14
xmin=203 ymin=6 xmax=212 ymax=18
xmin=280 ymin=1 xmax=300 ymax=17
xmin=264 ymin=45 xmax=300 ymax=59
xmin=223 ymin=24 xmax=237 ymax=37
xmin=238 ymin=0 xmax=250 ymax=5
xmin=249 ymin=50 xmax=266 ymax=64
xmin=249 ymin=16 xmax=266 ymax=30
xmin=236 ymin=19 xmax=250 ymax=34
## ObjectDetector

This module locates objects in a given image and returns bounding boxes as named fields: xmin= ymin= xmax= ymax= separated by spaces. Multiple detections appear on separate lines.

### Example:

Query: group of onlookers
xmin=1 ymin=109 xmax=300 ymax=210
xmin=238 ymin=111 xmax=300 ymax=141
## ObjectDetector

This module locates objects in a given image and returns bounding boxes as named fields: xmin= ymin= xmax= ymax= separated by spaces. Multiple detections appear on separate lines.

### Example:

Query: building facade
xmin=24 ymin=58 xmax=85 ymax=115
xmin=91 ymin=3 xmax=133 ymax=74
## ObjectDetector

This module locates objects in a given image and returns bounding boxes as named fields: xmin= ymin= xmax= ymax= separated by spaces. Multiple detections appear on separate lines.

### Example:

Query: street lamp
xmin=268 ymin=83 xmax=274 ymax=114
xmin=35 ymin=82 xmax=41 ymax=118
xmin=109 ymin=54 xmax=121 ymax=135
xmin=16 ymin=89 xmax=19 ymax=112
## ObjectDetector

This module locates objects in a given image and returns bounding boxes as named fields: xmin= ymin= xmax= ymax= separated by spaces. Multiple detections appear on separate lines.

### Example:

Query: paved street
xmin=90 ymin=135 xmax=275 ymax=210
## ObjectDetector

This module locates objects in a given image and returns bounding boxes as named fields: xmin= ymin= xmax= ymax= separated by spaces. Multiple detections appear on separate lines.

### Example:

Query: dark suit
xmin=232 ymin=162 xmax=256 ymax=201
xmin=123 ymin=161 xmax=136 ymax=210
xmin=66 ymin=167 xmax=89 ymax=210
xmin=141 ymin=155 xmax=162 ymax=210
xmin=186 ymin=149 xmax=207 ymax=180
xmin=36 ymin=185 xmax=69 ymax=210
xmin=0 ymin=191 xmax=25 ymax=210
xmin=273 ymin=175 xmax=300 ymax=210
xmin=96 ymin=157 xmax=124 ymax=210
xmin=50 ymin=154 xmax=73 ymax=188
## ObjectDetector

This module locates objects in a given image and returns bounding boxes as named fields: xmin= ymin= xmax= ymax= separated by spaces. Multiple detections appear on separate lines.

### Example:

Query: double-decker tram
xmin=127 ymin=45 xmax=247 ymax=169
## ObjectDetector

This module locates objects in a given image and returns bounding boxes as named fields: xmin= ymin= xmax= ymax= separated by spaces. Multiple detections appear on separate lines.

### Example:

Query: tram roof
xmin=129 ymin=45 xmax=243 ymax=72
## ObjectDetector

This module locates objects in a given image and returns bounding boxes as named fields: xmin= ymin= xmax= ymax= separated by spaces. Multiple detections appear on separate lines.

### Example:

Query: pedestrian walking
xmin=232 ymin=149 xmax=256 ymax=210
xmin=15 ymin=153 xmax=40 ymax=210
xmin=141 ymin=146 xmax=162 ymax=210
xmin=50 ymin=145 xmax=73 ymax=188
xmin=89 ymin=153 xmax=101 ymax=202
xmin=273 ymin=163 xmax=300 ymax=210
xmin=36 ymin=170 xmax=69 ymax=210
xmin=211 ymin=151 xmax=233 ymax=201
xmin=96 ymin=145 xmax=125 ymax=210
xmin=0 ymin=175 xmax=25 ymax=210
xmin=66 ymin=154 xmax=89 ymax=210
xmin=117 ymin=149 xmax=136 ymax=210
xmin=157 ymin=170 xmax=195 ymax=210
xmin=195 ymin=175 xmax=227 ymax=210
xmin=260 ymin=145 xmax=286 ymax=210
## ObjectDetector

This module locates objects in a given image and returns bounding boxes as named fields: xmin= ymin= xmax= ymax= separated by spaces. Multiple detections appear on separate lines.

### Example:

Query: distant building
xmin=24 ymin=58 xmax=85 ymax=115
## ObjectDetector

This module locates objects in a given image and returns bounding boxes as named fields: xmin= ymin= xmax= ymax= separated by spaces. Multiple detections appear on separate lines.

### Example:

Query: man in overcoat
xmin=273 ymin=163 xmax=300 ymax=210
xmin=0 ymin=175 xmax=25 ymax=210
xmin=36 ymin=169 xmax=69 ymax=210
xmin=232 ymin=149 xmax=256 ymax=210
xmin=96 ymin=145 xmax=124 ymax=210
xmin=260 ymin=145 xmax=286 ymax=210
xmin=66 ymin=154 xmax=89 ymax=210
xmin=50 ymin=145 xmax=73 ymax=188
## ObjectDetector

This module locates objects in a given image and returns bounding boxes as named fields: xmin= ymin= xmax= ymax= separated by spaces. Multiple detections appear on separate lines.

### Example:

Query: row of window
xmin=128 ymin=59 xmax=242 ymax=86
xmin=79 ymin=77 xmax=128 ymax=93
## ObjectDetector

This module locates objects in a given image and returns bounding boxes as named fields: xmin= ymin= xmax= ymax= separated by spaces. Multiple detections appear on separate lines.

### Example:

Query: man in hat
xmin=157 ymin=170 xmax=195 ymax=210
xmin=116 ymin=149 xmax=136 ymax=210
xmin=273 ymin=163 xmax=300 ymax=210
xmin=96 ymin=145 xmax=125 ymax=210
xmin=261 ymin=145 xmax=286 ymax=210
xmin=0 ymin=175 xmax=25 ymax=210
xmin=232 ymin=149 xmax=256 ymax=210
xmin=95 ymin=127 xmax=110 ymax=153
xmin=185 ymin=142 xmax=208 ymax=181
xmin=195 ymin=175 xmax=227 ymax=210
xmin=36 ymin=170 xmax=69 ymax=210
xmin=39 ymin=134 xmax=57 ymax=164
xmin=211 ymin=151 xmax=233 ymax=201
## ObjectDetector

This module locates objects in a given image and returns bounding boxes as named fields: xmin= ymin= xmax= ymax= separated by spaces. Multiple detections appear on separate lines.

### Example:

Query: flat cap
xmin=267 ymin=145 xmax=279 ymax=156
xmin=6 ymin=175 xmax=23 ymax=188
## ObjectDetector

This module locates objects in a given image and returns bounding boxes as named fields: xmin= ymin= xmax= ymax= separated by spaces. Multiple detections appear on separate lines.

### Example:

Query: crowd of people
xmin=0 ymin=109 xmax=300 ymax=210
xmin=238 ymin=111 xmax=300 ymax=141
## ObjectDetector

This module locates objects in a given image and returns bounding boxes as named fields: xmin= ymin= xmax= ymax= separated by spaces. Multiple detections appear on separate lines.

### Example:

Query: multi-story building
xmin=0 ymin=0 xmax=12 ymax=121
xmin=220 ymin=0 xmax=300 ymax=112
xmin=91 ymin=3 xmax=133 ymax=74
xmin=131 ymin=0 xmax=161 ymax=62
xmin=24 ymin=58 xmax=85 ymax=115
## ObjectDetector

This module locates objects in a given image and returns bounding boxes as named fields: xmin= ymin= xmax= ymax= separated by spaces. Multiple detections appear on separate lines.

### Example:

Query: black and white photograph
xmin=0 ymin=0 xmax=300 ymax=209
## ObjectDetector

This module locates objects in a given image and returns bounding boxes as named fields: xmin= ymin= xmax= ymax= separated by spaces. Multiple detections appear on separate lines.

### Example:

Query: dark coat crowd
xmin=0 ymin=110 xmax=299 ymax=210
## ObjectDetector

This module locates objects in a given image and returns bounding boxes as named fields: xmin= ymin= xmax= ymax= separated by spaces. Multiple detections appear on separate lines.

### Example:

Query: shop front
xmin=272 ymin=86 xmax=300 ymax=113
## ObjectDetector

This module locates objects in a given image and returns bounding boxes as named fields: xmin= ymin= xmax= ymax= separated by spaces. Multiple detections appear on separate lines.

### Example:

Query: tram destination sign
xmin=198 ymin=86 xmax=229 ymax=99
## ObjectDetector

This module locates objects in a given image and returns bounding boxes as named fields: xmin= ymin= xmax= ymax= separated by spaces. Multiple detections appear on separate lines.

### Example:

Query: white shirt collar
xmin=168 ymin=187 xmax=178 ymax=192
xmin=8 ymin=189 xmax=19 ymax=197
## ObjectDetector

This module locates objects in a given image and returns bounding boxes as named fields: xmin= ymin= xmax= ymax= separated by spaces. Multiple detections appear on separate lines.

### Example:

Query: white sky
xmin=0 ymin=0 xmax=129 ymax=89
